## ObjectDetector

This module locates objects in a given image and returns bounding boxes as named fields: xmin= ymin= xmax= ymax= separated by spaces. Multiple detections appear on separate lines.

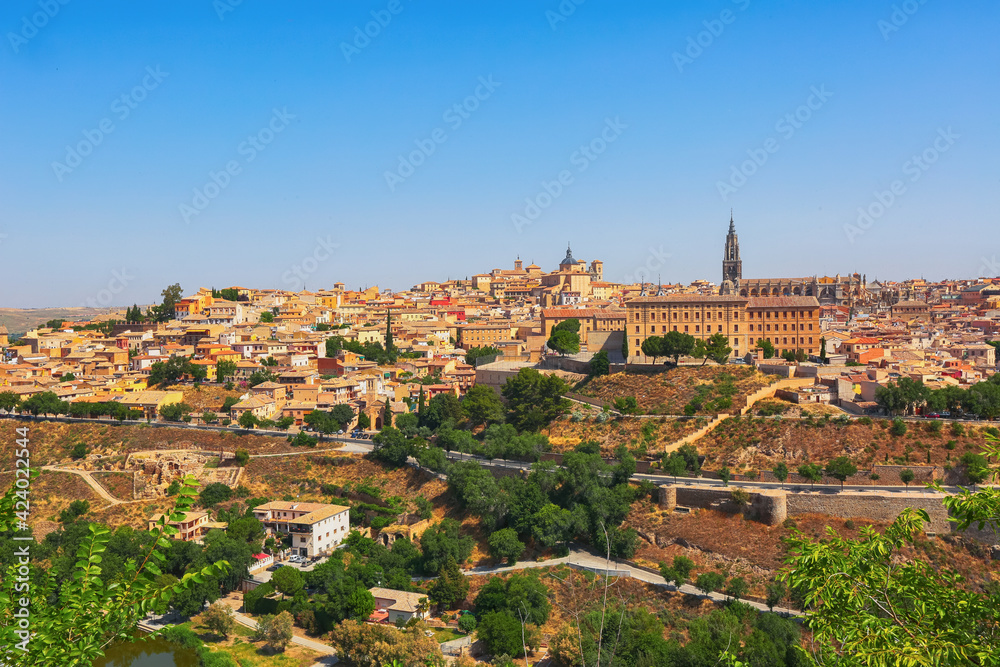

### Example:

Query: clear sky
xmin=1 ymin=0 xmax=998 ymax=308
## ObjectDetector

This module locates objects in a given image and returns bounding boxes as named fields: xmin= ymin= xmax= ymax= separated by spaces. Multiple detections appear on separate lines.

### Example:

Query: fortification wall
xmin=660 ymin=483 xmax=962 ymax=536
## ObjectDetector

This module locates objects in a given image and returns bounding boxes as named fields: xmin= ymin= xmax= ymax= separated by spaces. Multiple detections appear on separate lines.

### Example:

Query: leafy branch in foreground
xmin=0 ymin=473 xmax=230 ymax=666
xmin=783 ymin=433 xmax=1000 ymax=666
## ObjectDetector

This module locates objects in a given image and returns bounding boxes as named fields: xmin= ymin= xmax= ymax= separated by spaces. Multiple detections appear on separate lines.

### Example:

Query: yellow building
xmin=626 ymin=294 xmax=749 ymax=360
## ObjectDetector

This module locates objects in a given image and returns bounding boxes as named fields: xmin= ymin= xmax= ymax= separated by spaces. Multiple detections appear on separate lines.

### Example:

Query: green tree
xmin=696 ymin=571 xmax=726 ymax=596
xmin=661 ymin=330 xmax=696 ymax=366
xmin=152 ymin=283 xmax=183 ymax=323
xmin=238 ymin=411 xmax=258 ymax=430
xmin=798 ymin=462 xmax=823 ymax=488
xmin=960 ymin=452 xmax=991 ymax=487
xmin=203 ymin=601 xmax=236 ymax=638
xmin=271 ymin=566 xmax=305 ymax=599
xmin=547 ymin=319 xmax=582 ymax=357
xmin=201 ymin=411 xmax=216 ymax=424
xmin=0 ymin=391 xmax=20 ymax=412
xmin=465 ymin=346 xmax=501 ymax=367
xmin=461 ymin=384 xmax=505 ymax=428
xmin=216 ymin=359 xmax=237 ymax=384
xmin=819 ymin=336 xmax=828 ymax=363
xmin=548 ymin=328 xmax=580 ymax=356
xmin=458 ymin=614 xmax=477 ymax=633
xmin=501 ymin=368 xmax=571 ymax=432
xmin=21 ymin=391 xmax=67 ymax=416
xmin=474 ymin=573 xmax=550 ymax=626
xmin=370 ymin=426 xmax=413 ymax=467
xmin=784 ymin=443 xmax=1000 ymax=666
xmin=825 ymin=456 xmax=858 ymax=489
xmin=428 ymin=558 xmax=470 ymax=608
xmin=621 ymin=330 xmax=629 ymax=360
xmin=199 ymin=482 xmax=233 ymax=508
xmin=159 ymin=402 xmax=192 ymax=422
xmin=641 ymin=335 xmax=664 ymax=364
xmin=384 ymin=313 xmax=394 ymax=352
xmin=900 ymin=467 xmax=915 ymax=490
xmin=488 ymin=528 xmax=525 ymax=564
xmin=725 ymin=576 xmax=749 ymax=601
xmin=345 ymin=586 xmax=376 ymax=620
xmin=70 ymin=442 xmax=89 ymax=460
xmin=663 ymin=451 xmax=688 ymax=483
xmin=422 ymin=392 xmax=463 ymax=431
xmin=0 ymin=473 xmax=228 ymax=666
xmin=234 ymin=448 xmax=250 ymax=467
xmin=420 ymin=519 xmax=474 ymax=575
xmin=255 ymin=611 xmax=294 ymax=652
xmin=718 ymin=466 xmax=731 ymax=487
xmin=356 ymin=411 xmax=371 ymax=430
xmin=477 ymin=611 xmax=534 ymax=658
xmin=773 ymin=461 xmax=789 ymax=489
xmin=764 ymin=580 xmax=787 ymax=612
xmin=659 ymin=555 xmax=695 ymax=587
xmin=330 ymin=403 xmax=355 ymax=431
xmin=757 ymin=339 xmax=775 ymax=359
xmin=694 ymin=333 xmax=733 ymax=366
xmin=589 ymin=350 xmax=610 ymax=377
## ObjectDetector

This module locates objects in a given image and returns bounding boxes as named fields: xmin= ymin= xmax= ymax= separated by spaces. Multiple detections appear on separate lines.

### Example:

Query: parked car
xmin=926 ymin=413 xmax=941 ymax=419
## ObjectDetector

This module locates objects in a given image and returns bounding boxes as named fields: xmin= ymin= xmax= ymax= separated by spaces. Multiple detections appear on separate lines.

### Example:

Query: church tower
xmin=721 ymin=212 xmax=742 ymax=294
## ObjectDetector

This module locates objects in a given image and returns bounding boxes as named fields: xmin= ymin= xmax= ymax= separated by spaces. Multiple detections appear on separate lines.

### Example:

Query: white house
xmin=368 ymin=587 xmax=430 ymax=624
xmin=252 ymin=501 xmax=350 ymax=557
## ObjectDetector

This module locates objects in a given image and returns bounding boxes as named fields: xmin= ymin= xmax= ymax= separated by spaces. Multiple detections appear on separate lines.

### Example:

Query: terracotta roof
xmin=746 ymin=296 xmax=821 ymax=308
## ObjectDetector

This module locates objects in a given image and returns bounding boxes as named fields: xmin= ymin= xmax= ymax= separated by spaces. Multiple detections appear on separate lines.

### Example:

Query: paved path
xmin=425 ymin=545 xmax=799 ymax=617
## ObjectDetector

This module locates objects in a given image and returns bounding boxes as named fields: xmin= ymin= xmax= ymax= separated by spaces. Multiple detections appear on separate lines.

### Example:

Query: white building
xmin=252 ymin=501 xmax=351 ymax=557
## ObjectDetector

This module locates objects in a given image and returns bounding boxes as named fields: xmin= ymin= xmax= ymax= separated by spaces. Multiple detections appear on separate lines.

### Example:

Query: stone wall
xmin=785 ymin=491 xmax=952 ymax=533
xmin=659 ymin=483 xmax=962 ymax=536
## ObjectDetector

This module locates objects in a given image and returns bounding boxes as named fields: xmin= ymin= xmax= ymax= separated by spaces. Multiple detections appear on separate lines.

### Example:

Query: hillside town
xmin=3 ymin=222 xmax=998 ymax=428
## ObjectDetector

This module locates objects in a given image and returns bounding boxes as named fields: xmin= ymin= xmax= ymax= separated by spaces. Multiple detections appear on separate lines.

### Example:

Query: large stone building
xmin=719 ymin=215 xmax=895 ymax=308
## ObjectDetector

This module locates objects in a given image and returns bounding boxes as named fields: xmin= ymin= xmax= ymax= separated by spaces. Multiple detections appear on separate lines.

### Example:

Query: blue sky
xmin=1 ymin=0 xmax=998 ymax=308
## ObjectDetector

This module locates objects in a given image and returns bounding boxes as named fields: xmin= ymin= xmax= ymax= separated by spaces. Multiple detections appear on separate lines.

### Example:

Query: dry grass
xmin=698 ymin=414 xmax=991 ymax=471
xmin=577 ymin=367 xmax=778 ymax=415
xmin=544 ymin=416 xmax=707 ymax=458
xmin=0 ymin=421 xmax=308 ymax=469
xmin=0 ymin=469 xmax=101 ymax=527
xmin=93 ymin=471 xmax=134 ymax=501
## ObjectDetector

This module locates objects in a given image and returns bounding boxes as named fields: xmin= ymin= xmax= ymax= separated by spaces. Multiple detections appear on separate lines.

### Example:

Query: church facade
xmin=719 ymin=215 xmax=897 ymax=308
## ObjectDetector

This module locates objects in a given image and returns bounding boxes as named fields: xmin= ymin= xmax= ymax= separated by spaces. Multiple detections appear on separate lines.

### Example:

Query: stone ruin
xmin=127 ymin=451 xmax=241 ymax=500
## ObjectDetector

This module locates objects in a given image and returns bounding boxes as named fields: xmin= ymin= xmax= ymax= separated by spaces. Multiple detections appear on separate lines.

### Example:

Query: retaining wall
xmin=659 ymin=483 xmax=957 ymax=534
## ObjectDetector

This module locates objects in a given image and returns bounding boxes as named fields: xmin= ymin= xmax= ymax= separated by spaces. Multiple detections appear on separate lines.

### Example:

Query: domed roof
xmin=560 ymin=244 xmax=580 ymax=266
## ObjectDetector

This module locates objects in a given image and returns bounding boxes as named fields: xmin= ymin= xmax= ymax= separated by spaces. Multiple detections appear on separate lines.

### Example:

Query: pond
xmin=92 ymin=636 xmax=199 ymax=667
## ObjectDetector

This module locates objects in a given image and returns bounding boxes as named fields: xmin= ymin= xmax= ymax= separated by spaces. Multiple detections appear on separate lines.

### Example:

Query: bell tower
xmin=722 ymin=211 xmax=742 ymax=290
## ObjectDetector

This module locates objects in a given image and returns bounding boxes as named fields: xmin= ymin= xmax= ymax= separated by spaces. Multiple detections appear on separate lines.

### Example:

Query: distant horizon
xmin=2 ymin=1 xmax=998 ymax=308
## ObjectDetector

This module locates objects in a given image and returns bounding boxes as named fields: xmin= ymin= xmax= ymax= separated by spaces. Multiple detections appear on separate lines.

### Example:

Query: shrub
xmin=458 ymin=614 xmax=477 ymax=633
xmin=951 ymin=422 xmax=965 ymax=437
xmin=857 ymin=416 xmax=873 ymax=426
xmin=889 ymin=418 xmax=908 ymax=437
